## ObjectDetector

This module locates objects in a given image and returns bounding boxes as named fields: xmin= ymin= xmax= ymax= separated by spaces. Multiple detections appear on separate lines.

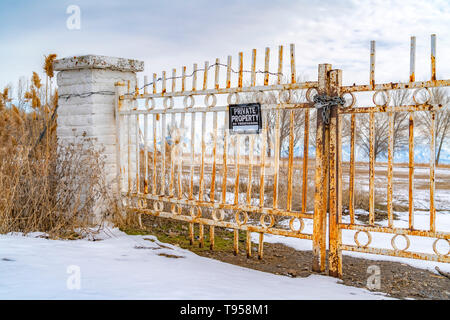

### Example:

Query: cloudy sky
xmin=1 ymin=0 xmax=450 ymax=90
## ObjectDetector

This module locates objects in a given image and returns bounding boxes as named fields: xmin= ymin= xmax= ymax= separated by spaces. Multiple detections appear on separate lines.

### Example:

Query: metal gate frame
xmin=116 ymin=35 xmax=450 ymax=278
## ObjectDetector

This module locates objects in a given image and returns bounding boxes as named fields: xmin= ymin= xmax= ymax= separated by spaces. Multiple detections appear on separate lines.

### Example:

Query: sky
xmin=1 ymin=0 xmax=450 ymax=92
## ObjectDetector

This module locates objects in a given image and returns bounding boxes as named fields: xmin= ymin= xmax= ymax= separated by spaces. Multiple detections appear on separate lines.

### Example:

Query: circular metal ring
xmin=289 ymin=217 xmax=305 ymax=233
xmin=342 ymin=92 xmax=356 ymax=108
xmin=432 ymin=238 xmax=450 ymax=257
xmin=306 ymin=88 xmax=319 ymax=103
xmin=260 ymin=214 xmax=275 ymax=229
xmin=278 ymin=90 xmax=291 ymax=104
xmin=391 ymin=234 xmax=410 ymax=252
xmin=372 ymin=90 xmax=391 ymax=107
xmin=138 ymin=198 xmax=146 ymax=209
xmin=153 ymin=201 xmax=164 ymax=212
xmin=183 ymin=95 xmax=195 ymax=110
xmin=163 ymin=96 xmax=174 ymax=109
xmin=227 ymin=92 xmax=240 ymax=105
xmin=354 ymin=230 xmax=372 ymax=248
xmin=190 ymin=207 xmax=202 ymax=218
xmin=204 ymin=93 xmax=217 ymax=108
xmin=146 ymin=97 xmax=156 ymax=111
xmin=253 ymin=91 xmax=266 ymax=104
xmin=171 ymin=204 xmax=182 ymax=215
xmin=235 ymin=211 xmax=248 ymax=226
xmin=413 ymin=87 xmax=432 ymax=105
xmin=212 ymin=209 xmax=225 ymax=222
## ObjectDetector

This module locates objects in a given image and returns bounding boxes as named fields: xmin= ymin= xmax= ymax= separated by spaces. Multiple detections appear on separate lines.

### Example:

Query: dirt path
xmin=128 ymin=216 xmax=450 ymax=300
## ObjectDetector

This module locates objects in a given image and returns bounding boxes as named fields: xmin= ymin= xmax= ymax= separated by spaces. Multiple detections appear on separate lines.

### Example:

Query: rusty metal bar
xmin=286 ymin=111 xmax=294 ymax=211
xmin=431 ymin=34 xmax=436 ymax=81
xmin=182 ymin=66 xmax=186 ymax=92
xmin=226 ymin=56 xmax=232 ymax=88
xmin=369 ymin=112 xmax=375 ymax=225
xmin=264 ymin=48 xmax=270 ymax=86
xmin=162 ymin=71 xmax=166 ymax=95
xmin=301 ymin=109 xmax=310 ymax=215
xmin=338 ymin=223 xmax=448 ymax=238
xmin=409 ymin=112 xmax=415 ymax=229
xmin=251 ymin=49 xmax=256 ymax=86
xmin=341 ymin=79 xmax=450 ymax=94
xmin=278 ymin=45 xmax=283 ymax=85
xmin=370 ymin=40 xmax=376 ymax=89
xmin=387 ymin=112 xmax=394 ymax=228
xmin=203 ymin=61 xmax=209 ymax=91
xmin=238 ymin=52 xmax=243 ymax=88
xmin=143 ymin=77 xmax=149 ymax=194
xmin=246 ymin=135 xmax=255 ymax=205
xmin=160 ymin=107 xmax=167 ymax=196
xmin=198 ymin=107 xmax=207 ymax=248
xmin=328 ymin=69 xmax=343 ymax=278
xmin=290 ymin=44 xmax=296 ymax=84
xmin=410 ymin=36 xmax=416 ymax=82
xmin=273 ymin=109 xmax=281 ymax=209
xmin=349 ymin=114 xmax=356 ymax=224
xmin=135 ymin=112 xmax=140 ymax=194
xmin=259 ymin=118 xmax=268 ymax=207
xmin=234 ymin=135 xmax=241 ymax=205
xmin=312 ymin=63 xmax=331 ymax=273
xmin=340 ymin=104 xmax=441 ymax=114
xmin=430 ymin=112 xmax=436 ymax=232
xmin=152 ymin=113 xmax=157 ymax=195
xmin=258 ymin=233 xmax=264 ymax=259
xmin=129 ymin=207 xmax=314 ymax=240
xmin=221 ymin=112 xmax=229 ymax=205
xmin=192 ymin=63 xmax=197 ymax=91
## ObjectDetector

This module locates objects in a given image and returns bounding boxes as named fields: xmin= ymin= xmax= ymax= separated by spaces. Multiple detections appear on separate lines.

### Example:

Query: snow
xmin=254 ymin=210 xmax=450 ymax=274
xmin=0 ymin=228 xmax=390 ymax=300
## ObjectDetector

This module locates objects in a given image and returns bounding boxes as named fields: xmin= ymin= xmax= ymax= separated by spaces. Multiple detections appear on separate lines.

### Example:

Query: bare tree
xmin=354 ymin=89 xmax=410 ymax=161
xmin=416 ymin=87 xmax=450 ymax=165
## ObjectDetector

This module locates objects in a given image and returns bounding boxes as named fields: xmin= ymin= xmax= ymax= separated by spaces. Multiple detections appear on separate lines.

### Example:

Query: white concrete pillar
xmin=54 ymin=55 xmax=144 ymax=222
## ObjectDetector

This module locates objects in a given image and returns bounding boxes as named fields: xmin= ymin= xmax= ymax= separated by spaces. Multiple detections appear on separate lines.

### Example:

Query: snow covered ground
xmin=0 ymin=228 xmax=391 ymax=300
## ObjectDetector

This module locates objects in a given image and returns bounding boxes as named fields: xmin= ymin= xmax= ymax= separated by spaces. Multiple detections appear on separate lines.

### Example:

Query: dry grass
xmin=0 ymin=56 xmax=116 ymax=238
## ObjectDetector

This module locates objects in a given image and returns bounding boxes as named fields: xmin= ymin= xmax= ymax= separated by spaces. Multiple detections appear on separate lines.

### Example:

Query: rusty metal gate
xmin=115 ymin=34 xmax=449 ymax=278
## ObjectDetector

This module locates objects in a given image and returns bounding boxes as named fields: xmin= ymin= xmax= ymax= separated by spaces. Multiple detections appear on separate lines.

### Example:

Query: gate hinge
xmin=313 ymin=95 xmax=345 ymax=125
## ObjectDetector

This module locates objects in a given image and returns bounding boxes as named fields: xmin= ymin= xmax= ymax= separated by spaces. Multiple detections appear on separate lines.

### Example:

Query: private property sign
xmin=228 ymin=103 xmax=262 ymax=134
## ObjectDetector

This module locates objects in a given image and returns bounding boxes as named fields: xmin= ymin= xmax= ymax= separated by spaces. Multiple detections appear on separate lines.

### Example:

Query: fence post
xmin=312 ymin=63 xmax=331 ymax=272
xmin=54 ymin=55 xmax=144 ymax=223
xmin=328 ymin=69 xmax=343 ymax=278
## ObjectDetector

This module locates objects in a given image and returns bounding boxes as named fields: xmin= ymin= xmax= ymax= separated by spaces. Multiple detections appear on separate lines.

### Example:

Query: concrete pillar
xmin=54 ymin=55 xmax=144 ymax=222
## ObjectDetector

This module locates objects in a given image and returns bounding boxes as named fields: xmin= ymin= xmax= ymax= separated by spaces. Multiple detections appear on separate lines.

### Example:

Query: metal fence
xmin=115 ymin=34 xmax=449 ymax=277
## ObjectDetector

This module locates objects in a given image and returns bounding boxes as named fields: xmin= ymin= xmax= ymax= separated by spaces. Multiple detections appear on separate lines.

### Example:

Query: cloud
xmin=1 ymin=0 xmax=450 ymax=90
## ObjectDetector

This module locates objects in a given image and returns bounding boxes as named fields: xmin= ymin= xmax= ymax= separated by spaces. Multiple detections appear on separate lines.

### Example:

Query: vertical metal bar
xmin=152 ymin=73 xmax=157 ymax=94
xmin=192 ymin=63 xmax=198 ymax=91
xmin=369 ymin=112 xmax=375 ymax=225
xmin=161 ymin=108 xmax=167 ymax=196
xmin=258 ymin=232 xmax=264 ymax=260
xmin=290 ymin=44 xmax=296 ymax=84
xmin=234 ymin=227 xmax=239 ymax=256
xmin=135 ymin=112 xmax=140 ymax=194
xmin=430 ymin=111 xmax=436 ymax=232
xmin=370 ymin=40 xmax=376 ymax=90
xmin=182 ymin=66 xmax=186 ymax=92
xmin=312 ymin=63 xmax=331 ymax=273
xmin=203 ymin=61 xmax=209 ymax=90
xmin=127 ymin=81 xmax=132 ymax=195
xmin=114 ymin=82 xmax=125 ymax=200
xmin=431 ymin=34 xmax=436 ymax=81
xmin=328 ymin=69 xmax=343 ymax=278
xmin=264 ymin=48 xmax=270 ymax=86
xmin=152 ymin=113 xmax=157 ymax=195
xmin=259 ymin=118 xmax=267 ymax=207
xmin=210 ymin=112 xmax=218 ymax=202
xmin=349 ymin=114 xmax=356 ymax=224
xmin=387 ymin=112 xmax=394 ymax=228
xmin=246 ymin=136 xmax=255 ymax=205
xmin=189 ymin=113 xmax=196 ymax=200
xmin=198 ymin=110 xmax=206 ymax=248
xmin=273 ymin=110 xmax=281 ymax=209
xmin=286 ymin=111 xmax=294 ymax=211
xmin=221 ymin=111 xmax=229 ymax=204
xmin=410 ymin=36 xmax=416 ymax=83
xmin=246 ymin=229 xmax=252 ymax=258
xmin=409 ymin=112 xmax=415 ymax=229
xmin=162 ymin=71 xmax=166 ymax=95
xmin=143 ymin=76 xmax=149 ymax=194
xmin=251 ymin=49 xmax=256 ymax=87
xmin=210 ymin=225 xmax=215 ymax=251
xmin=234 ymin=135 xmax=241 ymax=205
xmin=238 ymin=52 xmax=243 ymax=88
xmin=226 ymin=56 xmax=232 ymax=89
xmin=301 ymin=109 xmax=310 ymax=215
xmin=214 ymin=58 xmax=220 ymax=90
xmin=278 ymin=45 xmax=283 ymax=85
